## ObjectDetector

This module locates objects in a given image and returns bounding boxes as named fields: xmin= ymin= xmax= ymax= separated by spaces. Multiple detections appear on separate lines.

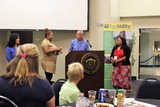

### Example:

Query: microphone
xmin=87 ymin=40 xmax=92 ymax=48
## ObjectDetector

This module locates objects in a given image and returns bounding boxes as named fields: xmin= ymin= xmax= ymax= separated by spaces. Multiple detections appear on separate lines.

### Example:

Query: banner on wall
xmin=103 ymin=22 xmax=132 ymax=88
xmin=103 ymin=22 xmax=132 ymax=63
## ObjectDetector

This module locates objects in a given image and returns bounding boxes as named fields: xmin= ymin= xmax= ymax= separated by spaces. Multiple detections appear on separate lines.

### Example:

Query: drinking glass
xmin=88 ymin=90 xmax=97 ymax=104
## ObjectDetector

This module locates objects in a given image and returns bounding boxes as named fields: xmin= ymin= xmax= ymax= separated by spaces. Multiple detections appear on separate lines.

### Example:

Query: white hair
xmin=77 ymin=30 xmax=84 ymax=35
xmin=67 ymin=62 xmax=84 ymax=81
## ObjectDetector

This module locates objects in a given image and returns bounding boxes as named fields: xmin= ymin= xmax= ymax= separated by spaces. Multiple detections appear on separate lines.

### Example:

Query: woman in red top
xmin=110 ymin=37 xmax=131 ymax=91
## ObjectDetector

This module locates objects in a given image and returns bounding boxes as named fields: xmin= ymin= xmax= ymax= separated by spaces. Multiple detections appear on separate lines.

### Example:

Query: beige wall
xmin=0 ymin=31 xmax=10 ymax=74
xmin=120 ymin=0 xmax=160 ymax=17
xmin=89 ymin=0 xmax=111 ymax=50
xmin=110 ymin=0 xmax=120 ymax=21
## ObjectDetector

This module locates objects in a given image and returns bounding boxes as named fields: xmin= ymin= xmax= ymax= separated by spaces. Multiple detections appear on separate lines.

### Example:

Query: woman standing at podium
xmin=110 ymin=36 xmax=131 ymax=91
xmin=69 ymin=30 xmax=90 ymax=51
xmin=41 ymin=28 xmax=62 ymax=84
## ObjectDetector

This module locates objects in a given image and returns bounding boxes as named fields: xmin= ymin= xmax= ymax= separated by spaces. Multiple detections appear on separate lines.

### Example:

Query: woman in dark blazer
xmin=110 ymin=36 xmax=131 ymax=91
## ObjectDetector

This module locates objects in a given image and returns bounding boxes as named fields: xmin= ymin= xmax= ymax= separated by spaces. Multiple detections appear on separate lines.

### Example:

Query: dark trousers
xmin=45 ymin=72 xmax=53 ymax=84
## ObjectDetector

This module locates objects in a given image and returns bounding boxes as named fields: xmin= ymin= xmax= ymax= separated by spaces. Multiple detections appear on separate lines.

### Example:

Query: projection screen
xmin=0 ymin=0 xmax=88 ymax=30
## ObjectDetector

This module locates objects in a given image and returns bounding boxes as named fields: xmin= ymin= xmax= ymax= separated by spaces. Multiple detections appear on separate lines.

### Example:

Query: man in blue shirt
xmin=69 ymin=30 xmax=90 ymax=51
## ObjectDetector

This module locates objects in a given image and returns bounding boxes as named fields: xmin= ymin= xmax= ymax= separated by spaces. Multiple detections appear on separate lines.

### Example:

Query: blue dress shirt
xmin=69 ymin=38 xmax=90 ymax=51
xmin=5 ymin=46 xmax=17 ymax=62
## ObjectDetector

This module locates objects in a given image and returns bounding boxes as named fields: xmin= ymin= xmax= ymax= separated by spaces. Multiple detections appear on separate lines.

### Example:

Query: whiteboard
xmin=0 ymin=0 xmax=88 ymax=30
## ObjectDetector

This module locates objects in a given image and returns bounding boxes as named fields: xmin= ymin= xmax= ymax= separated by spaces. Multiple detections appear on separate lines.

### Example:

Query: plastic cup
xmin=108 ymin=89 xmax=116 ymax=104
xmin=88 ymin=90 xmax=97 ymax=104
xmin=122 ymin=89 xmax=127 ymax=98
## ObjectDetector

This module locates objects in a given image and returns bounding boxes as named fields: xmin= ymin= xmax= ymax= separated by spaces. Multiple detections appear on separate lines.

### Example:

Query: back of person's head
xmin=67 ymin=62 xmax=84 ymax=82
xmin=7 ymin=33 xmax=20 ymax=47
xmin=44 ymin=28 xmax=53 ymax=38
xmin=3 ymin=43 xmax=39 ymax=87
xmin=120 ymin=31 xmax=126 ymax=36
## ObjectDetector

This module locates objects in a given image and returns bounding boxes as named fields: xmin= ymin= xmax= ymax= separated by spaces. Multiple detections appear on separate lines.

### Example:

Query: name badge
xmin=114 ymin=56 xmax=117 ymax=59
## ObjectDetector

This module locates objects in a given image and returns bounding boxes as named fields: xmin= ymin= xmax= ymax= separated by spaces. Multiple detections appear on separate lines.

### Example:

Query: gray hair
xmin=77 ymin=30 xmax=84 ymax=35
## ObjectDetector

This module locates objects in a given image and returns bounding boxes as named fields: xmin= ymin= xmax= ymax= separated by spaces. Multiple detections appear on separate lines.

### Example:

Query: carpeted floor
xmin=127 ymin=79 xmax=142 ymax=98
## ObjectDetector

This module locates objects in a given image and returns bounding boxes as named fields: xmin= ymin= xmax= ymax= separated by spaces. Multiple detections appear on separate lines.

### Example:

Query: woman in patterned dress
xmin=110 ymin=36 xmax=131 ymax=91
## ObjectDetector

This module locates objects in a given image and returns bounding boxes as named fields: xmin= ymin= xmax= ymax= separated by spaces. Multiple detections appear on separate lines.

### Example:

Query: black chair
xmin=136 ymin=78 xmax=160 ymax=99
xmin=0 ymin=95 xmax=18 ymax=107
xmin=52 ymin=78 xmax=66 ymax=106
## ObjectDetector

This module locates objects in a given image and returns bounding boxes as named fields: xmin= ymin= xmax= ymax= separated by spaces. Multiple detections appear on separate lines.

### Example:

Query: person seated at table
xmin=59 ymin=62 xmax=84 ymax=105
xmin=0 ymin=44 xmax=55 ymax=107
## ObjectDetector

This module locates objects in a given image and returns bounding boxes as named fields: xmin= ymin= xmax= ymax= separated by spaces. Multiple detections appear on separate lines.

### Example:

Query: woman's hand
xmin=113 ymin=59 xmax=119 ymax=64
xmin=111 ymin=57 xmax=119 ymax=64
xmin=55 ymin=47 xmax=62 ymax=55
xmin=59 ymin=47 xmax=62 ymax=54
xmin=112 ymin=56 xmax=126 ymax=64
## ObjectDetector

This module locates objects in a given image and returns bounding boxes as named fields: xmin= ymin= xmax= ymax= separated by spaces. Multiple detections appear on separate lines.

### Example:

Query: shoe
xmin=127 ymin=89 xmax=132 ymax=92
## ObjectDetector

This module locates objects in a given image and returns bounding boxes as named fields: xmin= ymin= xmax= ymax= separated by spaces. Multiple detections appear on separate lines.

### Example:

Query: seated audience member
xmin=59 ymin=62 xmax=84 ymax=105
xmin=0 ymin=44 xmax=55 ymax=107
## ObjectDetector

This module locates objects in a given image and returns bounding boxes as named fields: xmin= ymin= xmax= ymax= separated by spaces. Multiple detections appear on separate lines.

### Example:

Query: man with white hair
xmin=69 ymin=30 xmax=90 ymax=51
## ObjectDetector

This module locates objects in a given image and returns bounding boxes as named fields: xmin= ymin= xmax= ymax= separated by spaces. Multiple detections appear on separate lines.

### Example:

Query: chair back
xmin=0 ymin=95 xmax=18 ymax=107
xmin=52 ymin=78 xmax=66 ymax=106
xmin=136 ymin=78 xmax=160 ymax=99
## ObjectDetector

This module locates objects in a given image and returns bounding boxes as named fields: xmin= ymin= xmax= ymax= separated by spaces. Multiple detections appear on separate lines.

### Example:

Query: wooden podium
xmin=65 ymin=51 xmax=104 ymax=98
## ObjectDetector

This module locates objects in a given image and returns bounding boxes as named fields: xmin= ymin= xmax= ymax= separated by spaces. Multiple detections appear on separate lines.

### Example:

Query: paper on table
xmin=114 ymin=98 xmax=157 ymax=107
xmin=130 ymin=100 xmax=157 ymax=107
xmin=114 ymin=98 xmax=135 ymax=106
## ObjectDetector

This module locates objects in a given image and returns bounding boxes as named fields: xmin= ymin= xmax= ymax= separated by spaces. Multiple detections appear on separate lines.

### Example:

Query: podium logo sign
xmin=81 ymin=53 xmax=100 ymax=74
